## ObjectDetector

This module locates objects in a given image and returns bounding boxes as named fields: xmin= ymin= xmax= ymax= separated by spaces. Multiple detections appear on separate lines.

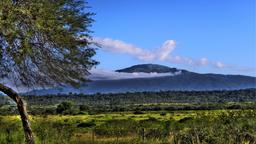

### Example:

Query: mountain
xmin=116 ymin=64 xmax=186 ymax=73
xmin=26 ymin=64 xmax=256 ymax=95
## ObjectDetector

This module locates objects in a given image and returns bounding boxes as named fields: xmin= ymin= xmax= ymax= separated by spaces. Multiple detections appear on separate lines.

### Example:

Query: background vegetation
xmin=0 ymin=89 xmax=256 ymax=143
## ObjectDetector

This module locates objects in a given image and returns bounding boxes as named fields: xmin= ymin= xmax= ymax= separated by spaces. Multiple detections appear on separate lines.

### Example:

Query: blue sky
xmin=87 ymin=0 xmax=255 ymax=76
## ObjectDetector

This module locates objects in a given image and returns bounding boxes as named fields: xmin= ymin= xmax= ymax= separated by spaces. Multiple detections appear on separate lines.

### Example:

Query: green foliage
xmin=0 ymin=0 xmax=98 ymax=86
xmin=56 ymin=101 xmax=75 ymax=114
xmin=33 ymin=121 xmax=75 ymax=144
xmin=94 ymin=119 xmax=137 ymax=136
xmin=2 ymin=110 xmax=256 ymax=143
xmin=77 ymin=120 xmax=96 ymax=128
xmin=22 ymin=89 xmax=256 ymax=107
xmin=0 ymin=118 xmax=24 ymax=143
xmin=0 ymin=89 xmax=251 ymax=115
xmin=79 ymin=105 xmax=90 ymax=112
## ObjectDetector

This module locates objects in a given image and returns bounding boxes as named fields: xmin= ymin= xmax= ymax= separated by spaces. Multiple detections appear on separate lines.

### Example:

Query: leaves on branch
xmin=0 ymin=0 xmax=98 ymax=87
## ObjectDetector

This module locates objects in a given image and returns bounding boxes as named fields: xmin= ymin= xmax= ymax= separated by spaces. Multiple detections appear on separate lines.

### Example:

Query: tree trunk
xmin=0 ymin=83 xmax=35 ymax=144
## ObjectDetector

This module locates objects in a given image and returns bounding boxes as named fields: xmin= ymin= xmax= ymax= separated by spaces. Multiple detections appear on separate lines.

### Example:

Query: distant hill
xmin=116 ymin=64 xmax=185 ymax=73
xmin=26 ymin=64 xmax=256 ymax=95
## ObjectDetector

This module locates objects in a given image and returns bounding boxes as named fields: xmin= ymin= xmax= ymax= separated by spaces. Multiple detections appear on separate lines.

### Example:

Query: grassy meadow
xmin=0 ymin=110 xmax=256 ymax=144
xmin=0 ymin=89 xmax=256 ymax=143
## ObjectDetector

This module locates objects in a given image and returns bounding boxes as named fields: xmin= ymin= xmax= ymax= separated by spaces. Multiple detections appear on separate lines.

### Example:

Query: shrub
xmin=133 ymin=110 xmax=144 ymax=115
xmin=56 ymin=101 xmax=74 ymax=114
xmin=94 ymin=119 xmax=137 ymax=136
xmin=160 ymin=112 xmax=167 ymax=116
xmin=77 ymin=121 xmax=96 ymax=128
xmin=79 ymin=105 xmax=90 ymax=111
xmin=178 ymin=117 xmax=193 ymax=123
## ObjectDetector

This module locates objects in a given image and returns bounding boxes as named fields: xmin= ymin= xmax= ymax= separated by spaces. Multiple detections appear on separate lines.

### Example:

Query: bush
xmin=94 ymin=119 xmax=137 ymax=136
xmin=79 ymin=105 xmax=90 ymax=111
xmin=133 ymin=110 xmax=144 ymax=115
xmin=160 ymin=112 xmax=166 ymax=116
xmin=56 ymin=101 xmax=74 ymax=114
xmin=178 ymin=117 xmax=193 ymax=123
xmin=77 ymin=121 xmax=96 ymax=128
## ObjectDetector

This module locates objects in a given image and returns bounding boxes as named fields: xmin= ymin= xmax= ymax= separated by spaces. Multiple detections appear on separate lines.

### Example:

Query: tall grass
xmin=0 ymin=110 xmax=255 ymax=144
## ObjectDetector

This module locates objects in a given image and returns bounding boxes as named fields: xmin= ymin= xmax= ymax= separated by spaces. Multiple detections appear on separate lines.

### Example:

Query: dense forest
xmin=1 ymin=89 xmax=255 ymax=115
xmin=24 ymin=88 xmax=256 ymax=105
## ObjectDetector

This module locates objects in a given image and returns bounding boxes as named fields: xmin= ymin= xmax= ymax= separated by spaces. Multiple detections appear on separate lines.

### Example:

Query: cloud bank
xmin=93 ymin=37 xmax=228 ymax=69
xmin=89 ymin=69 xmax=181 ymax=81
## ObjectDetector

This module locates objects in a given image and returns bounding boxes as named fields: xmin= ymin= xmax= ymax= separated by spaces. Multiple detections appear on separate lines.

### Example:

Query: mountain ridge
xmin=116 ymin=64 xmax=186 ymax=73
xmin=25 ymin=64 xmax=256 ymax=95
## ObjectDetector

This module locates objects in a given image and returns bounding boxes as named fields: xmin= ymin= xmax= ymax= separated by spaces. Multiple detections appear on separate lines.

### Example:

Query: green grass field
xmin=1 ymin=110 xmax=256 ymax=144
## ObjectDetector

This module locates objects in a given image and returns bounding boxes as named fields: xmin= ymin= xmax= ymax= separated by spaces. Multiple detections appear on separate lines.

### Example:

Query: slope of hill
xmin=26 ymin=64 xmax=256 ymax=95
xmin=116 ymin=64 xmax=185 ymax=73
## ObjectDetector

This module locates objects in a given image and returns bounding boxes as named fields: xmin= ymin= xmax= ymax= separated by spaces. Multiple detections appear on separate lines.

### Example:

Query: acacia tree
xmin=0 ymin=0 xmax=98 ymax=143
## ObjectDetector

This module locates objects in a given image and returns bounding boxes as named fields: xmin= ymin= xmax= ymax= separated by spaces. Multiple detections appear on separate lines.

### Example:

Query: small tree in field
xmin=0 ymin=0 xmax=98 ymax=143
xmin=56 ymin=101 xmax=74 ymax=114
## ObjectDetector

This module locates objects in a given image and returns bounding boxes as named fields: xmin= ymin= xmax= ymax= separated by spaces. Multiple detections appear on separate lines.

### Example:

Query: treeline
xmin=22 ymin=88 xmax=256 ymax=106
xmin=0 ymin=89 xmax=256 ymax=115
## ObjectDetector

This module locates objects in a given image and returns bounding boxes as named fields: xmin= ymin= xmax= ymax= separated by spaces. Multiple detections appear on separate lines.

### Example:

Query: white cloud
xmin=215 ymin=61 xmax=226 ymax=68
xmin=158 ymin=40 xmax=176 ymax=61
xmin=199 ymin=58 xmax=209 ymax=66
xmin=93 ymin=37 xmax=176 ymax=61
xmin=93 ymin=38 xmax=142 ymax=55
xmin=93 ymin=37 xmax=234 ymax=70
xmin=89 ymin=68 xmax=182 ymax=80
